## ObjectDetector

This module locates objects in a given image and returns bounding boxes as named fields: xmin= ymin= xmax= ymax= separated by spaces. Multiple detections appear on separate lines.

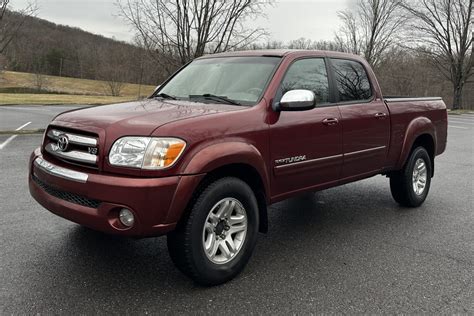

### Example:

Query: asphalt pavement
xmin=0 ymin=111 xmax=473 ymax=314
xmin=0 ymin=105 xmax=82 ymax=131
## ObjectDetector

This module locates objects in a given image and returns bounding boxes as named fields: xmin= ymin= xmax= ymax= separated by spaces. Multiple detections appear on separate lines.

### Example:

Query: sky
xmin=11 ymin=0 xmax=349 ymax=44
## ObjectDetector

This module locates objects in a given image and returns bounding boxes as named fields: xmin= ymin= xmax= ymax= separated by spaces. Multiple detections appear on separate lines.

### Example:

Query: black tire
xmin=390 ymin=146 xmax=432 ymax=207
xmin=167 ymin=177 xmax=259 ymax=286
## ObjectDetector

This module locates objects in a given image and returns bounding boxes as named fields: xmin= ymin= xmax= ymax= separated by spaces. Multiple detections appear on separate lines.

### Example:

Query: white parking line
xmin=0 ymin=121 xmax=32 ymax=150
xmin=448 ymin=125 xmax=469 ymax=129
xmin=15 ymin=122 xmax=32 ymax=130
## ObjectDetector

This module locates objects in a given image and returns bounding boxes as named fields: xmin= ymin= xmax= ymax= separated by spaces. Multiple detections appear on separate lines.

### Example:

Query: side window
xmin=280 ymin=58 xmax=330 ymax=104
xmin=331 ymin=59 xmax=372 ymax=102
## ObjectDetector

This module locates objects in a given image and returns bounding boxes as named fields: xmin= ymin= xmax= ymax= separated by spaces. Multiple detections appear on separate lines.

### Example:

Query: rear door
xmin=269 ymin=57 xmax=343 ymax=198
xmin=330 ymin=58 xmax=390 ymax=178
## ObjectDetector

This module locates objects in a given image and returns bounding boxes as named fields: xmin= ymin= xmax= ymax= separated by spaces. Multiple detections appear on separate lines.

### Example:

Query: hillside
xmin=0 ymin=13 xmax=163 ymax=105
xmin=1 ymin=13 xmax=168 ymax=85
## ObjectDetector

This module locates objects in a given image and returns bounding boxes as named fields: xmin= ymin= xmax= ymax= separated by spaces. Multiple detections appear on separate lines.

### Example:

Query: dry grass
xmin=0 ymin=71 xmax=156 ymax=105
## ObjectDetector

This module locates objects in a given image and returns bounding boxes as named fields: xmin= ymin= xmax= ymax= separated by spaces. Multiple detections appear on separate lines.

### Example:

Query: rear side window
xmin=331 ymin=59 xmax=372 ymax=102
xmin=280 ymin=58 xmax=330 ymax=104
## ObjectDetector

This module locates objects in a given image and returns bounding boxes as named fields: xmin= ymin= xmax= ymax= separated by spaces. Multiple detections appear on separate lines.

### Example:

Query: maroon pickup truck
xmin=29 ymin=50 xmax=447 ymax=285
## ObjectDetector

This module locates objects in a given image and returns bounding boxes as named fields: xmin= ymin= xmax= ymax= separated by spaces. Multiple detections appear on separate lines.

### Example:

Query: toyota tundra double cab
xmin=29 ymin=50 xmax=447 ymax=285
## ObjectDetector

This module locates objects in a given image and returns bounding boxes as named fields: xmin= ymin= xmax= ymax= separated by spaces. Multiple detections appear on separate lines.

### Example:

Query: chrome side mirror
xmin=275 ymin=90 xmax=316 ymax=111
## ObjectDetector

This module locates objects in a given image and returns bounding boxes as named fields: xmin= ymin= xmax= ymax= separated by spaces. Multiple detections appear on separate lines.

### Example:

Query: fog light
xmin=119 ymin=208 xmax=134 ymax=227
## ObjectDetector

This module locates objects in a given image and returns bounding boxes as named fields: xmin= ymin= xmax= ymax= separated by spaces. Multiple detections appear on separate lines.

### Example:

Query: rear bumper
xmin=28 ymin=148 xmax=202 ymax=237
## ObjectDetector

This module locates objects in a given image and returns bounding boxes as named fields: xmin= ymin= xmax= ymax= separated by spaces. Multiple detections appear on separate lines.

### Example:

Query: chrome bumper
xmin=34 ymin=156 xmax=89 ymax=183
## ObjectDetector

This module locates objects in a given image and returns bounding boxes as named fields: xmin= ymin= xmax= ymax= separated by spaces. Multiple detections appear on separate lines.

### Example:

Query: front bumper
xmin=28 ymin=148 xmax=202 ymax=237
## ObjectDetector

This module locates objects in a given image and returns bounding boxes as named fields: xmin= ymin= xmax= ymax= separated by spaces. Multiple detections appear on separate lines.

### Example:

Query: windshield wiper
xmin=155 ymin=93 xmax=177 ymax=100
xmin=189 ymin=94 xmax=241 ymax=106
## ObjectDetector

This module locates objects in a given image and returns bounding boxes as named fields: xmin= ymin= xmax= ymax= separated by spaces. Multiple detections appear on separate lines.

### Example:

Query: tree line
xmin=1 ymin=0 xmax=472 ymax=108
xmin=115 ymin=0 xmax=473 ymax=108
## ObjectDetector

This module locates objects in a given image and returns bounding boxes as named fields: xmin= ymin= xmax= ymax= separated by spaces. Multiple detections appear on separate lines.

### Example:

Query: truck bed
xmin=383 ymin=96 xmax=448 ymax=170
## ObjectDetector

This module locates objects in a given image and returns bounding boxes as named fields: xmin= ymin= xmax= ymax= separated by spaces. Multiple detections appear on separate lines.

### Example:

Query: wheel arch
xmin=166 ymin=142 xmax=270 ymax=233
xmin=396 ymin=117 xmax=436 ymax=176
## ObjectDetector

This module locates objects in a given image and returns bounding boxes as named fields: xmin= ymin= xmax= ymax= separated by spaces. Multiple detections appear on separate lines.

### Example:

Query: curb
xmin=447 ymin=110 xmax=474 ymax=115
xmin=0 ymin=129 xmax=45 ymax=135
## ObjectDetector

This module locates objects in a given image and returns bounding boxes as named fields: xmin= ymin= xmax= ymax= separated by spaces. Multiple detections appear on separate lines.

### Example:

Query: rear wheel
xmin=390 ymin=146 xmax=432 ymax=207
xmin=167 ymin=177 xmax=259 ymax=286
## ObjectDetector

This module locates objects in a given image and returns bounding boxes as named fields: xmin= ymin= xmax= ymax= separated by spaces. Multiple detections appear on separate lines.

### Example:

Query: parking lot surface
xmin=0 ymin=105 xmax=82 ymax=131
xmin=0 ymin=112 xmax=473 ymax=314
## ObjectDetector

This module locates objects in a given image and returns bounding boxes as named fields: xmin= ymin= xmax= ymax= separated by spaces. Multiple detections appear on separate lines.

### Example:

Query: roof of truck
xmin=199 ymin=49 xmax=363 ymax=60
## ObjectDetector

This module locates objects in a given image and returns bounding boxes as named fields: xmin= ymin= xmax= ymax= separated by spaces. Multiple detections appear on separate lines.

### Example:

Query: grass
xmin=0 ymin=71 xmax=156 ymax=105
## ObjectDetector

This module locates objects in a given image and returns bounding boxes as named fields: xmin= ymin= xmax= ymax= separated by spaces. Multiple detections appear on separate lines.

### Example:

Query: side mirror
xmin=275 ymin=89 xmax=316 ymax=111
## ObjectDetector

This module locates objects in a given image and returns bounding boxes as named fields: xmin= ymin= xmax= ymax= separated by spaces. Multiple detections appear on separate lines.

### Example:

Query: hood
xmin=53 ymin=98 xmax=243 ymax=135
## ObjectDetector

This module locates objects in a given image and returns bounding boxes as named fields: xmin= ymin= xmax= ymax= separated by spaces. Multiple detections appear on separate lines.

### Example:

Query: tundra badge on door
xmin=275 ymin=155 xmax=307 ymax=165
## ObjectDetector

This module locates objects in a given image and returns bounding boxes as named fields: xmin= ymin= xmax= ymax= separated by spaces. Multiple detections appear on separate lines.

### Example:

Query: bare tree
xmin=0 ymin=1 xmax=8 ymax=22
xmin=376 ymin=47 xmax=446 ymax=96
xmin=0 ymin=0 xmax=37 ymax=54
xmin=33 ymin=72 xmax=49 ymax=91
xmin=336 ymin=10 xmax=360 ymax=54
xmin=103 ymin=78 xmax=125 ymax=97
xmin=0 ymin=0 xmax=11 ymax=53
xmin=31 ymin=55 xmax=49 ymax=91
xmin=403 ymin=0 xmax=473 ymax=109
xmin=287 ymin=37 xmax=314 ymax=50
xmin=286 ymin=37 xmax=345 ymax=51
xmin=116 ymin=0 xmax=272 ymax=74
xmin=0 ymin=1 xmax=7 ymax=22
xmin=98 ymin=48 xmax=129 ymax=96
xmin=335 ymin=0 xmax=407 ymax=67
xmin=262 ymin=40 xmax=284 ymax=49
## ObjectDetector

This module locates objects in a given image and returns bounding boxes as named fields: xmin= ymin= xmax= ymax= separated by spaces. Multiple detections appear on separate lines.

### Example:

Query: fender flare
xmin=396 ymin=117 xmax=436 ymax=169
xmin=185 ymin=142 xmax=269 ymax=180
xmin=164 ymin=141 xmax=270 ymax=224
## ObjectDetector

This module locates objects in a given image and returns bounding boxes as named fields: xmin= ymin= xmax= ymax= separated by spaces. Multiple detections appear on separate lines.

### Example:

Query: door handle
xmin=375 ymin=112 xmax=387 ymax=119
xmin=322 ymin=118 xmax=339 ymax=126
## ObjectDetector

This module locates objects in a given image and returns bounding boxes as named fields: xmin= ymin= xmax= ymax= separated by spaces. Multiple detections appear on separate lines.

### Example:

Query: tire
xmin=167 ymin=177 xmax=259 ymax=286
xmin=390 ymin=146 xmax=432 ymax=207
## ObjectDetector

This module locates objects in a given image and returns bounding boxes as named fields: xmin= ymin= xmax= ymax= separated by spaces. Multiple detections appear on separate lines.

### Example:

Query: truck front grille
xmin=44 ymin=128 xmax=99 ymax=168
xmin=32 ymin=174 xmax=101 ymax=209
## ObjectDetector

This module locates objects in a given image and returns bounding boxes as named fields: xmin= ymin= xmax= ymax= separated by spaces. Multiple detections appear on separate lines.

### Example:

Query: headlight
xmin=109 ymin=137 xmax=186 ymax=169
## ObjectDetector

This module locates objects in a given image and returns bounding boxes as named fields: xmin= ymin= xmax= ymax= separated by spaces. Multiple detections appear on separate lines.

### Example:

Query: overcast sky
xmin=11 ymin=0 xmax=349 ymax=43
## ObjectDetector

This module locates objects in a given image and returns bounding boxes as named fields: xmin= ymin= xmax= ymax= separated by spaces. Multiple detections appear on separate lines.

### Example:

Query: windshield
xmin=156 ymin=56 xmax=281 ymax=105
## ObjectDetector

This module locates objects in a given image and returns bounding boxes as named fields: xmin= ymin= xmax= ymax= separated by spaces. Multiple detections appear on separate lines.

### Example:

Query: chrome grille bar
xmin=47 ymin=129 xmax=98 ymax=147
xmin=45 ymin=143 xmax=98 ymax=165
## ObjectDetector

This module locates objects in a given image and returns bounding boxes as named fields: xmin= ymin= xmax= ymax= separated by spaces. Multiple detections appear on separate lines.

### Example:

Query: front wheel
xmin=167 ymin=177 xmax=259 ymax=286
xmin=390 ymin=146 xmax=432 ymax=207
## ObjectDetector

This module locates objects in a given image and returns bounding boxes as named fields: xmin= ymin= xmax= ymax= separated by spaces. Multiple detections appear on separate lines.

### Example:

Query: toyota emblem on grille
xmin=57 ymin=135 xmax=69 ymax=152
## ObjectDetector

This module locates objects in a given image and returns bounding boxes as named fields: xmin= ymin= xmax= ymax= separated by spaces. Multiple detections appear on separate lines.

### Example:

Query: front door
xmin=269 ymin=57 xmax=343 ymax=199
